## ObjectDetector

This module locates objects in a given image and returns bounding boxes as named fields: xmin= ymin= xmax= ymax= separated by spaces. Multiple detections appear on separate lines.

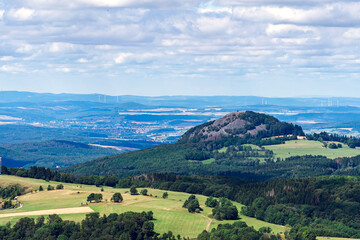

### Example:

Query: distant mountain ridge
xmin=2 ymin=91 xmax=360 ymax=107
xmin=179 ymin=111 xmax=304 ymax=143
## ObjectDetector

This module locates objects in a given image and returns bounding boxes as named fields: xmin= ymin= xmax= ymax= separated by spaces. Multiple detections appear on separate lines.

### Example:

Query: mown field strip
xmin=0 ymin=207 xmax=94 ymax=218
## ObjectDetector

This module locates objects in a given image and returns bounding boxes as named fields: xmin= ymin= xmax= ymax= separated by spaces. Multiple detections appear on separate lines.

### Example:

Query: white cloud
xmin=48 ymin=42 xmax=77 ymax=53
xmin=7 ymin=8 xmax=35 ymax=21
xmin=114 ymin=53 xmax=133 ymax=64
xmin=55 ymin=67 xmax=71 ymax=72
xmin=77 ymin=58 xmax=89 ymax=63
xmin=344 ymin=28 xmax=360 ymax=39
xmin=0 ymin=64 xmax=25 ymax=73
xmin=1 ymin=0 xmax=360 ymax=96
xmin=196 ymin=17 xmax=233 ymax=35
xmin=0 ymin=56 xmax=15 ymax=61
xmin=22 ymin=0 xmax=205 ymax=9
xmin=233 ymin=2 xmax=360 ymax=26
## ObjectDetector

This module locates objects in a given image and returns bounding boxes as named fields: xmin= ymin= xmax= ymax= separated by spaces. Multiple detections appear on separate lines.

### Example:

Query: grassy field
xmin=265 ymin=140 xmax=360 ymax=159
xmin=0 ymin=175 xmax=286 ymax=238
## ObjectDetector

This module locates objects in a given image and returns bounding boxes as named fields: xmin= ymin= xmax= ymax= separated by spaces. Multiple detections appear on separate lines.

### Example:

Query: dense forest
xmin=0 ymin=211 xmax=175 ymax=240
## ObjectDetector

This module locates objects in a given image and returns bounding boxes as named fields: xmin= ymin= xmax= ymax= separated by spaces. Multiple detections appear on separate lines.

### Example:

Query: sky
xmin=0 ymin=0 xmax=360 ymax=97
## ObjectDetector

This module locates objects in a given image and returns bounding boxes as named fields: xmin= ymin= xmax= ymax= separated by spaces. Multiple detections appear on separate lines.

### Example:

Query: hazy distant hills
xmin=2 ymin=91 xmax=360 ymax=107
xmin=0 ymin=140 xmax=121 ymax=168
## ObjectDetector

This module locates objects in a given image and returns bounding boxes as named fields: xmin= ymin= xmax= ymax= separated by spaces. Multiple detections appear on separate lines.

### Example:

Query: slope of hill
xmin=0 ymin=140 xmax=121 ymax=168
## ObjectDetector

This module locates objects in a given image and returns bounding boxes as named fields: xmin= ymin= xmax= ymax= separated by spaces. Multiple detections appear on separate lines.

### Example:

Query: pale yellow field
xmin=0 ymin=206 xmax=93 ymax=218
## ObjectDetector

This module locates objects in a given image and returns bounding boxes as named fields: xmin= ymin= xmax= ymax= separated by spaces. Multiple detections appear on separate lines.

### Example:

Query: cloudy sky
xmin=0 ymin=0 xmax=359 ymax=96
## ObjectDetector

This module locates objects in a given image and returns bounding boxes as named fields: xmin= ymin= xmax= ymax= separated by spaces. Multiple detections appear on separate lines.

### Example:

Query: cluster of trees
xmin=87 ymin=193 xmax=103 ymax=203
xmin=206 ymin=197 xmax=238 ymax=220
xmin=326 ymin=142 xmax=343 ymax=149
xmin=45 ymin=184 xmax=63 ymax=191
xmin=111 ymin=193 xmax=123 ymax=203
xmin=0 ymin=212 xmax=175 ymax=240
xmin=183 ymin=195 xmax=202 ymax=213
xmin=130 ymin=186 xmax=138 ymax=195
xmin=197 ymin=221 xmax=283 ymax=240
xmin=307 ymin=131 xmax=360 ymax=148
xmin=0 ymin=184 xmax=25 ymax=200
xmin=0 ymin=184 xmax=25 ymax=210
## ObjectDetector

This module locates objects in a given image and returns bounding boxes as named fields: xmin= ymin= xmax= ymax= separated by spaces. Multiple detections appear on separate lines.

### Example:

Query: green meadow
xmin=265 ymin=140 xmax=360 ymax=159
xmin=0 ymin=175 xmax=286 ymax=238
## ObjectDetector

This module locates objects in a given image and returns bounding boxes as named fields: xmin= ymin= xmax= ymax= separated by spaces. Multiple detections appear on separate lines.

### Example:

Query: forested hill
xmin=178 ymin=111 xmax=304 ymax=143
xmin=59 ymin=111 xmax=341 ymax=179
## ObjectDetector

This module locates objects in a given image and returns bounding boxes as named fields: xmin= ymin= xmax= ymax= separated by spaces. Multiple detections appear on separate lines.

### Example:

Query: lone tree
xmin=130 ymin=186 xmax=138 ymax=195
xmin=140 ymin=189 xmax=148 ymax=196
xmin=162 ymin=192 xmax=168 ymax=199
xmin=87 ymin=193 xmax=103 ymax=203
xmin=39 ymin=186 xmax=43 ymax=191
xmin=111 ymin=193 xmax=123 ymax=203
xmin=47 ymin=185 xmax=54 ymax=191
xmin=56 ymin=184 xmax=64 ymax=190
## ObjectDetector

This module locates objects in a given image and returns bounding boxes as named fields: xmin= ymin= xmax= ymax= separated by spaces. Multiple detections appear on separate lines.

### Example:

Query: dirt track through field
xmin=0 ymin=207 xmax=94 ymax=218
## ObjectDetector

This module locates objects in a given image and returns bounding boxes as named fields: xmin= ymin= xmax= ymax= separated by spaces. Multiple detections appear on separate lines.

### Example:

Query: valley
xmin=2 ymin=104 xmax=360 ymax=239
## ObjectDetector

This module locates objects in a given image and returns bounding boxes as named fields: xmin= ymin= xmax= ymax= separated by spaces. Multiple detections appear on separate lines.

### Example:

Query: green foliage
xmin=212 ymin=198 xmax=239 ymax=220
xmin=205 ymin=196 xmax=218 ymax=208
xmin=56 ymin=184 xmax=64 ymax=190
xmin=328 ymin=143 xmax=338 ymax=149
xmin=130 ymin=186 xmax=138 ymax=195
xmin=197 ymin=221 xmax=282 ymax=240
xmin=47 ymin=185 xmax=54 ymax=191
xmin=111 ymin=193 xmax=123 ymax=203
xmin=140 ymin=189 xmax=148 ymax=195
xmin=1 ymin=200 xmax=14 ymax=209
xmin=38 ymin=186 xmax=43 ymax=191
xmin=307 ymin=131 xmax=360 ymax=148
xmin=183 ymin=195 xmax=202 ymax=213
xmin=0 ymin=184 xmax=26 ymax=200
xmin=0 ymin=212 xmax=160 ymax=240
xmin=162 ymin=192 xmax=168 ymax=199
xmin=86 ymin=193 xmax=103 ymax=203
